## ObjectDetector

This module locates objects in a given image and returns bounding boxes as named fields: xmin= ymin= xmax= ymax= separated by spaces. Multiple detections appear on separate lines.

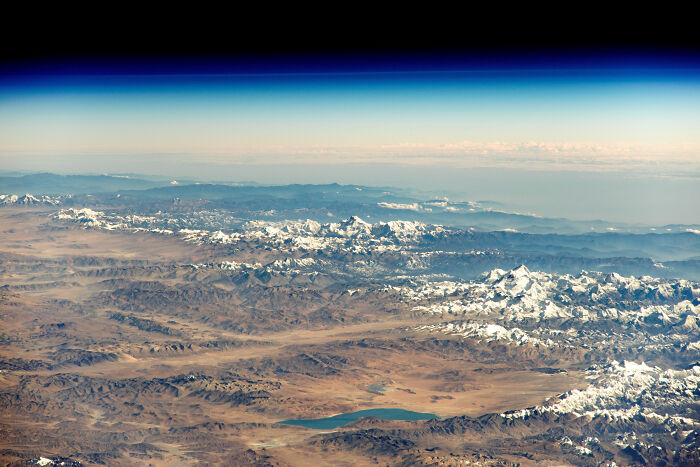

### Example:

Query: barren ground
xmin=0 ymin=209 xmax=591 ymax=465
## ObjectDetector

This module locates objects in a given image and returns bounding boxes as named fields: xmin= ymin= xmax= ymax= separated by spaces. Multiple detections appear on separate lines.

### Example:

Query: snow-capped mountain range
xmin=55 ymin=209 xmax=448 ymax=253
xmin=409 ymin=265 xmax=698 ymax=373
xmin=502 ymin=360 xmax=699 ymax=433
xmin=0 ymin=193 xmax=62 ymax=206
xmin=407 ymin=265 xmax=698 ymax=326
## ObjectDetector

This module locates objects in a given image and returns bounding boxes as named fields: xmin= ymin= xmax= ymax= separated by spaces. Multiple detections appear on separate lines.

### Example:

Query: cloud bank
xmin=1 ymin=139 xmax=698 ymax=175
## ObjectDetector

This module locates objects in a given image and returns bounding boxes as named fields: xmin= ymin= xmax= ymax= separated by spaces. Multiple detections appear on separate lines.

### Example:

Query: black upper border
xmin=3 ymin=9 xmax=698 ymax=73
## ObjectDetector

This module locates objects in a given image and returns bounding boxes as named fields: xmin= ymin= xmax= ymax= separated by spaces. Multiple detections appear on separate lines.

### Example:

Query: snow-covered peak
xmin=1 ymin=193 xmax=62 ymax=206
xmin=18 ymin=193 xmax=40 ymax=204
xmin=342 ymin=215 xmax=370 ymax=227
xmin=56 ymin=208 xmax=106 ymax=227
xmin=482 ymin=268 xmax=506 ymax=282
xmin=321 ymin=216 xmax=373 ymax=238
xmin=370 ymin=220 xmax=441 ymax=242
xmin=491 ymin=265 xmax=541 ymax=295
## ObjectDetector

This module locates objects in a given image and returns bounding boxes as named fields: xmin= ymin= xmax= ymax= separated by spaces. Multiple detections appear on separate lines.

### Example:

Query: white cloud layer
xmin=2 ymin=139 xmax=698 ymax=174
xmin=223 ymin=140 xmax=700 ymax=173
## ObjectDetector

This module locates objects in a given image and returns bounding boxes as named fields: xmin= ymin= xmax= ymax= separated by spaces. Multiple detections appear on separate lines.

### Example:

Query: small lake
xmin=278 ymin=408 xmax=439 ymax=430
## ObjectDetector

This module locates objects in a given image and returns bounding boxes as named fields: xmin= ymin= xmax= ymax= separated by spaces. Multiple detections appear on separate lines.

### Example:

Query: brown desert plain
xmin=0 ymin=207 xmax=644 ymax=466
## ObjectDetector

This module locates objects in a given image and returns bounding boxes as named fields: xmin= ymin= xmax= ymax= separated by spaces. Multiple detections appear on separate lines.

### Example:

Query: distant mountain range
xmin=0 ymin=173 xmax=169 ymax=194
xmin=3 ymin=173 xmax=700 ymax=239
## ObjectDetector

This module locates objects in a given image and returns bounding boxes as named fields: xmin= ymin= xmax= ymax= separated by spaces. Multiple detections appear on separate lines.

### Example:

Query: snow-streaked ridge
xmin=502 ymin=361 xmax=700 ymax=424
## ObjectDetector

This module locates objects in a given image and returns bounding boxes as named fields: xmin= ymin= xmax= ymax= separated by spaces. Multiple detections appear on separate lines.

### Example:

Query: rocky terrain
xmin=0 ymin=181 xmax=698 ymax=466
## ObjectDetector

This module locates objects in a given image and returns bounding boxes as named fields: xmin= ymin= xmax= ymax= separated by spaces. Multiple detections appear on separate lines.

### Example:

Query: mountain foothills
xmin=0 ymin=174 xmax=698 ymax=466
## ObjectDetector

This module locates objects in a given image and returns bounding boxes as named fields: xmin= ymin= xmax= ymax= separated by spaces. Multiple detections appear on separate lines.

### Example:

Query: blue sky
xmin=1 ymin=61 xmax=699 ymax=174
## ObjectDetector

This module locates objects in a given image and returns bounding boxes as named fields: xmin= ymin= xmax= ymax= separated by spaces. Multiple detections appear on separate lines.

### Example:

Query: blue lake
xmin=278 ymin=408 xmax=439 ymax=430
